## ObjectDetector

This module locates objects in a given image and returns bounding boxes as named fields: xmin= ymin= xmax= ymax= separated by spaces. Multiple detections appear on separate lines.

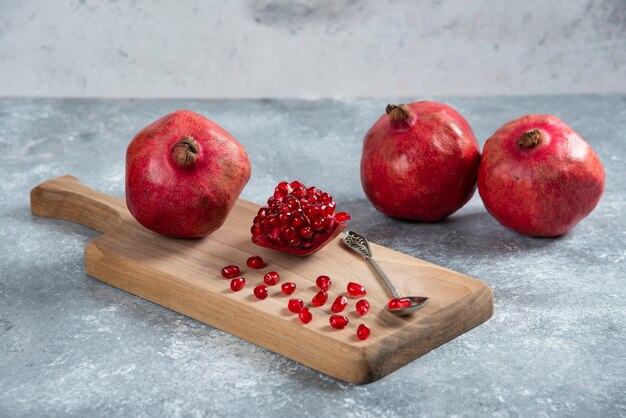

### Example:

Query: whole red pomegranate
xmin=478 ymin=115 xmax=604 ymax=237
xmin=251 ymin=181 xmax=351 ymax=256
xmin=126 ymin=110 xmax=251 ymax=238
xmin=361 ymin=102 xmax=480 ymax=221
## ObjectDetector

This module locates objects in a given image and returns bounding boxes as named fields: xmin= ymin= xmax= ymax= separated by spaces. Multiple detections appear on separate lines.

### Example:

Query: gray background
xmin=1 ymin=0 xmax=625 ymax=98
xmin=0 ymin=96 xmax=624 ymax=417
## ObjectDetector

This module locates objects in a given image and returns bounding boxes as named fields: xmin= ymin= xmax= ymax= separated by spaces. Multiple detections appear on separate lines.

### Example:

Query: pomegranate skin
xmin=126 ymin=110 xmax=251 ymax=238
xmin=478 ymin=115 xmax=605 ymax=237
xmin=361 ymin=102 xmax=480 ymax=221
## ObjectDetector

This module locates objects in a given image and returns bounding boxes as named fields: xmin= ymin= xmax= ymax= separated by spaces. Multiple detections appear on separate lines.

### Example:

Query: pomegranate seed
xmin=298 ymin=307 xmax=313 ymax=323
xmin=281 ymin=282 xmax=296 ymax=295
xmin=246 ymin=256 xmax=265 ymax=269
xmin=299 ymin=226 xmax=313 ymax=238
xmin=356 ymin=324 xmax=370 ymax=340
xmin=263 ymin=271 xmax=280 ymax=286
xmin=347 ymin=282 xmax=366 ymax=297
xmin=331 ymin=295 xmax=348 ymax=313
xmin=288 ymin=298 xmax=304 ymax=313
xmin=253 ymin=285 xmax=268 ymax=300
xmin=279 ymin=213 xmax=291 ymax=225
xmin=282 ymin=226 xmax=296 ymax=239
xmin=388 ymin=297 xmax=413 ymax=310
xmin=356 ymin=299 xmax=370 ymax=315
xmin=335 ymin=212 xmax=351 ymax=222
xmin=329 ymin=314 xmax=349 ymax=329
xmin=292 ymin=216 xmax=306 ymax=228
xmin=230 ymin=278 xmax=246 ymax=292
xmin=312 ymin=218 xmax=324 ymax=231
xmin=311 ymin=290 xmax=328 ymax=307
xmin=316 ymin=275 xmax=332 ymax=291
xmin=221 ymin=265 xmax=240 ymax=279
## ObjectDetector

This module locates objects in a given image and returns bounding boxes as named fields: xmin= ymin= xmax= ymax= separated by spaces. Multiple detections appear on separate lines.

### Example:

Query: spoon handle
xmin=366 ymin=256 xmax=401 ymax=299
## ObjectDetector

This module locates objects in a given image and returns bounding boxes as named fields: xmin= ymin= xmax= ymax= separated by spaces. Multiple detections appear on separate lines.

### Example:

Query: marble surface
xmin=0 ymin=96 xmax=624 ymax=417
xmin=3 ymin=0 xmax=626 ymax=98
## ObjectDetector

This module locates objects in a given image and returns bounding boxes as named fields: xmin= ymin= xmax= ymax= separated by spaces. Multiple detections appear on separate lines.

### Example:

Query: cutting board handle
xmin=31 ymin=175 xmax=127 ymax=233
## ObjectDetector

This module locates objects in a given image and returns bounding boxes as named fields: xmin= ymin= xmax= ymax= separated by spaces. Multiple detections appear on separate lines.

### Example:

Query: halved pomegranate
xmin=251 ymin=181 xmax=350 ymax=256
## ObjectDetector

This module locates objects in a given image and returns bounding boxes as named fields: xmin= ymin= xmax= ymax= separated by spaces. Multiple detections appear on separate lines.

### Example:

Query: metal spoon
xmin=342 ymin=230 xmax=429 ymax=316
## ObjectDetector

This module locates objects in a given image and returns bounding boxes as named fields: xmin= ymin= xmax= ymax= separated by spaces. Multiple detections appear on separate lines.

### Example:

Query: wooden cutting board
xmin=31 ymin=175 xmax=493 ymax=384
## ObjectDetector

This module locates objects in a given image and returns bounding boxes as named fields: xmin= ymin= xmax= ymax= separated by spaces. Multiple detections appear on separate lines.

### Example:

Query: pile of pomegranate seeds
xmin=281 ymin=282 xmax=296 ymax=295
xmin=221 ymin=265 xmax=240 ymax=279
xmin=250 ymin=181 xmax=351 ymax=255
xmin=220 ymin=261 xmax=371 ymax=340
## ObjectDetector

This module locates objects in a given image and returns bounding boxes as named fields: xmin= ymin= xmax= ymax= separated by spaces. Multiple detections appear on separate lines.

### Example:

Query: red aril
xmin=315 ymin=275 xmax=332 ymax=291
xmin=288 ymin=298 xmax=304 ymax=313
xmin=263 ymin=271 xmax=280 ymax=286
xmin=281 ymin=282 xmax=296 ymax=295
xmin=329 ymin=315 xmax=349 ymax=329
xmin=361 ymin=102 xmax=480 ymax=221
xmin=230 ymin=278 xmax=245 ymax=292
xmin=311 ymin=290 xmax=328 ymax=307
xmin=126 ymin=110 xmax=251 ymax=238
xmin=478 ymin=115 xmax=605 ymax=237
xmin=331 ymin=295 xmax=348 ymax=313
xmin=253 ymin=285 xmax=268 ymax=300
xmin=250 ymin=181 xmax=351 ymax=256
xmin=356 ymin=324 xmax=370 ymax=340
xmin=355 ymin=299 xmax=370 ymax=315
xmin=298 ymin=307 xmax=313 ymax=323
xmin=347 ymin=282 xmax=366 ymax=298
xmin=246 ymin=256 xmax=265 ymax=269
xmin=221 ymin=265 xmax=240 ymax=279
xmin=388 ymin=298 xmax=412 ymax=310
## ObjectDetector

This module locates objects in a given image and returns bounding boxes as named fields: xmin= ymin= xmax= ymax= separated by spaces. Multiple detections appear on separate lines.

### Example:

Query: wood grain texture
xmin=31 ymin=175 xmax=494 ymax=384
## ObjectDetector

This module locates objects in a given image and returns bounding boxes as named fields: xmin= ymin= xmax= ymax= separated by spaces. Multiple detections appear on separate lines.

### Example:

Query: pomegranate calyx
xmin=385 ymin=104 xmax=412 ymax=123
xmin=171 ymin=136 xmax=199 ymax=167
xmin=516 ymin=129 xmax=543 ymax=148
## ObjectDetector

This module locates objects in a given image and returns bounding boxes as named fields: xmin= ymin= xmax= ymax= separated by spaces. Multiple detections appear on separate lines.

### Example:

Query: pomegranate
xmin=361 ymin=102 xmax=480 ymax=221
xmin=478 ymin=115 xmax=605 ymax=237
xmin=126 ymin=110 xmax=251 ymax=238
xmin=251 ymin=181 xmax=350 ymax=256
